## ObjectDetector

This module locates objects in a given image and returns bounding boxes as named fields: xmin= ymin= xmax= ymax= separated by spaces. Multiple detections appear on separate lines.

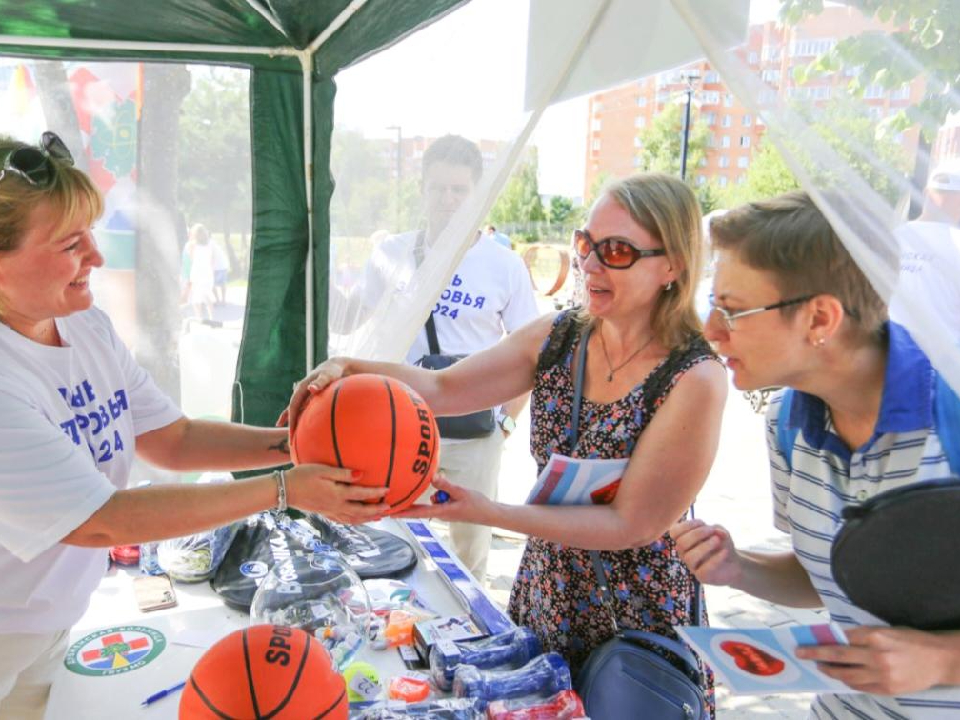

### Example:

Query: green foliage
xmin=720 ymin=141 xmax=800 ymax=206
xmin=488 ymin=155 xmax=546 ymax=242
xmin=177 ymin=67 xmax=251 ymax=239
xmin=719 ymin=100 xmax=906 ymax=207
xmin=329 ymin=130 xmax=421 ymax=236
xmin=636 ymin=102 xmax=709 ymax=181
xmin=548 ymin=195 xmax=576 ymax=225
xmin=782 ymin=0 xmax=959 ymax=141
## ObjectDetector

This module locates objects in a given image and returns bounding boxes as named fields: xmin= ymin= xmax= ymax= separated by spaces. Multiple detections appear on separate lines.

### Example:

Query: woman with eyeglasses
xmin=671 ymin=191 xmax=960 ymax=718
xmin=285 ymin=172 xmax=727 ymax=704
xmin=0 ymin=134 xmax=387 ymax=719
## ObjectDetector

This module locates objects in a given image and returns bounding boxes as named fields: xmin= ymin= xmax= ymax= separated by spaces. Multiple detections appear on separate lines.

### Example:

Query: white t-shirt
xmin=890 ymin=220 xmax=960 ymax=337
xmin=367 ymin=231 xmax=540 ymax=365
xmin=0 ymin=307 xmax=182 ymax=633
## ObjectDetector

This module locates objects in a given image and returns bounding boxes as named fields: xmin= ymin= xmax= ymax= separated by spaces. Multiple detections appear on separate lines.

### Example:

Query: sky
xmin=334 ymin=0 xmax=785 ymax=199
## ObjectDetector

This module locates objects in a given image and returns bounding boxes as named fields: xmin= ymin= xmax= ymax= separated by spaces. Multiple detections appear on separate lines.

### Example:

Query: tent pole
xmin=307 ymin=0 xmax=371 ymax=54
xmin=300 ymin=51 xmax=315 ymax=372
xmin=241 ymin=0 xmax=289 ymax=39
xmin=0 ymin=35 xmax=297 ymax=57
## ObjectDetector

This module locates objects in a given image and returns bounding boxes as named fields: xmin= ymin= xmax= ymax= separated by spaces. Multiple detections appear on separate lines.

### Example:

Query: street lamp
xmin=679 ymin=70 xmax=701 ymax=181
xmin=387 ymin=125 xmax=402 ymax=231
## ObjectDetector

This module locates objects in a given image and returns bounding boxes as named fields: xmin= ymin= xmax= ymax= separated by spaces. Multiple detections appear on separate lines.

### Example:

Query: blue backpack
xmin=776 ymin=375 xmax=960 ymax=474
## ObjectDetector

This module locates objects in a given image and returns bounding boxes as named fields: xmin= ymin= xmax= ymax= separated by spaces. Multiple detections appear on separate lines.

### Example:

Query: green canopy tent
xmin=0 ymin=0 xmax=465 ymax=428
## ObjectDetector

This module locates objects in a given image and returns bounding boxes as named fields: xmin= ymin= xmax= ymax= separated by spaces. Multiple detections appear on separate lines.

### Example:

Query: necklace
xmin=597 ymin=323 xmax=654 ymax=382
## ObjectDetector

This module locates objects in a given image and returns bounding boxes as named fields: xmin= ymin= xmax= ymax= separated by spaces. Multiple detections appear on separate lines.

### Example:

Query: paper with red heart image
xmin=526 ymin=453 xmax=628 ymax=505
xmin=676 ymin=623 xmax=854 ymax=695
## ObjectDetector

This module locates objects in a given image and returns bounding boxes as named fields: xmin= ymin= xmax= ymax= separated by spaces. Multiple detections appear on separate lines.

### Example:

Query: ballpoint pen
xmin=141 ymin=680 xmax=187 ymax=707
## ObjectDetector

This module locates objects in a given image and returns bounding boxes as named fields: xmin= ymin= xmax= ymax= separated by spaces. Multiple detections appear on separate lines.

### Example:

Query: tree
xmin=548 ymin=195 xmax=576 ymax=225
xmin=636 ymin=102 xmax=709 ymax=181
xmin=783 ymin=0 xmax=958 ymax=209
xmin=488 ymin=154 xmax=546 ymax=242
xmin=722 ymin=100 xmax=906 ymax=207
xmin=178 ymin=67 xmax=251 ymax=247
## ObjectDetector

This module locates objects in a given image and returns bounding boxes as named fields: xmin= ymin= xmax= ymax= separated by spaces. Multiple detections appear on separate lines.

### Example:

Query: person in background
xmin=211 ymin=233 xmax=230 ymax=305
xmin=187 ymin=223 xmax=215 ymax=321
xmin=0 ymin=132 xmax=387 ymax=720
xmin=484 ymin=223 xmax=513 ymax=249
xmin=346 ymin=135 xmax=540 ymax=582
xmin=286 ymin=172 xmax=726 ymax=709
xmin=671 ymin=191 xmax=960 ymax=718
xmin=890 ymin=162 xmax=960 ymax=336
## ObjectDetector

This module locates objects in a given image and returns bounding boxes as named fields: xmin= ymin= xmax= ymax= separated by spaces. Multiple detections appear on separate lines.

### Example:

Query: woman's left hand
xmin=276 ymin=359 xmax=345 ymax=434
xmin=796 ymin=625 xmax=957 ymax=695
xmin=392 ymin=474 xmax=493 ymax=524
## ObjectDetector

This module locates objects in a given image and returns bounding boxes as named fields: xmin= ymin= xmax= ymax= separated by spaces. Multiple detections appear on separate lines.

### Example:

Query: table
xmin=44 ymin=519 xmax=507 ymax=719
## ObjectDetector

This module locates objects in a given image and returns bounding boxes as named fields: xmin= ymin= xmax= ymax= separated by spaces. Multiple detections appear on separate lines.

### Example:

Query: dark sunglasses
xmin=0 ymin=131 xmax=74 ymax=188
xmin=572 ymin=228 xmax=666 ymax=269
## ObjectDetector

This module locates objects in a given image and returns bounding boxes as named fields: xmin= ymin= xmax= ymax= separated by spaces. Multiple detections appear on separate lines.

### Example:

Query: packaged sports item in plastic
xmin=429 ymin=627 xmax=541 ymax=691
xmin=486 ymin=689 xmax=586 ymax=720
xmin=452 ymin=653 xmax=571 ymax=708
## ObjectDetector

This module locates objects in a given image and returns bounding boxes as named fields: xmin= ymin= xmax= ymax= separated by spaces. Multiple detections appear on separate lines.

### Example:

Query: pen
xmin=141 ymin=680 xmax=186 ymax=707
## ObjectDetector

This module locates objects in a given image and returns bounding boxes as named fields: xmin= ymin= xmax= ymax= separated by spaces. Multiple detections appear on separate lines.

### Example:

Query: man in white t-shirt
xmin=890 ymin=162 xmax=960 ymax=337
xmin=363 ymin=136 xmax=539 ymax=581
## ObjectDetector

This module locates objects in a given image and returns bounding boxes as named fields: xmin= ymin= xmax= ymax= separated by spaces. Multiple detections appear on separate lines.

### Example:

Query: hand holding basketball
xmin=392 ymin=473 xmax=493 ymax=525
xmin=291 ymin=374 xmax=440 ymax=515
xmin=279 ymin=358 xmax=345 ymax=434
xmin=284 ymin=464 xmax=390 ymax=524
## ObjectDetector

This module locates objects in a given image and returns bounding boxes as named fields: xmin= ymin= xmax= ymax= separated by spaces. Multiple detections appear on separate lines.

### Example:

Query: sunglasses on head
xmin=0 ymin=131 xmax=74 ymax=188
xmin=572 ymin=228 xmax=666 ymax=269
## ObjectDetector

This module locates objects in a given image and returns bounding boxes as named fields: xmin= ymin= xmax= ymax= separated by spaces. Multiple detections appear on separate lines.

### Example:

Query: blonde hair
xmin=0 ymin=136 xmax=103 ymax=255
xmin=589 ymin=172 xmax=704 ymax=349
xmin=710 ymin=191 xmax=887 ymax=340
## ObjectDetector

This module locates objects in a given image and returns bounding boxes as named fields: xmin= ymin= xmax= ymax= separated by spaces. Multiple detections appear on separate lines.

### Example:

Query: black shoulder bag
xmin=412 ymin=235 xmax=496 ymax=440
xmin=568 ymin=324 xmax=710 ymax=720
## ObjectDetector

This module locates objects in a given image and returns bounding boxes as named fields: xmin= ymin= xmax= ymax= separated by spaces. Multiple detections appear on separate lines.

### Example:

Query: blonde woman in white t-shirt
xmin=0 ymin=132 xmax=388 ymax=719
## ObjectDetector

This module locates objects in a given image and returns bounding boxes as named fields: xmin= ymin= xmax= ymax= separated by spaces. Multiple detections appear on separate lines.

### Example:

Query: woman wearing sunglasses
xmin=671 ymin=192 xmax=960 ymax=718
xmin=0 ymin=134 xmax=387 ymax=719
xmin=285 ymin=172 xmax=727 ymax=704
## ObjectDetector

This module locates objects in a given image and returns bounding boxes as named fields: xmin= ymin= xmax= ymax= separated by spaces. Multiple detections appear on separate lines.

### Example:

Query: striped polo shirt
xmin=767 ymin=323 xmax=960 ymax=719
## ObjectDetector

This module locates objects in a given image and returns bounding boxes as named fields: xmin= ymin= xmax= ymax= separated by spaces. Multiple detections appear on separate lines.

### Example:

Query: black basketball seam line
xmin=190 ymin=675 xmax=240 ymax=720
xmin=330 ymin=385 xmax=344 ymax=467
xmin=383 ymin=378 xmax=397 ymax=490
xmin=261 ymin=633 xmax=312 ymax=719
xmin=389 ymin=415 xmax=437 ymax=508
xmin=311 ymin=687 xmax=347 ymax=719
xmin=243 ymin=629 xmax=262 ymax=719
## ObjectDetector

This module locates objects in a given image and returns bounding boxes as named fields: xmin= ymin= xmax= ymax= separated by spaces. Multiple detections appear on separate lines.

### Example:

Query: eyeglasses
xmin=708 ymin=293 xmax=815 ymax=331
xmin=0 ymin=131 xmax=74 ymax=188
xmin=572 ymin=228 xmax=666 ymax=269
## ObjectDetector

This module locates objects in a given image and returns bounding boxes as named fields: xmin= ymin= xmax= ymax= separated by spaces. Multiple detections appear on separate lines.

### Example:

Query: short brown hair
xmin=422 ymin=135 xmax=483 ymax=184
xmin=600 ymin=172 xmax=705 ymax=349
xmin=0 ymin=135 xmax=103 ymax=255
xmin=710 ymin=191 xmax=888 ymax=338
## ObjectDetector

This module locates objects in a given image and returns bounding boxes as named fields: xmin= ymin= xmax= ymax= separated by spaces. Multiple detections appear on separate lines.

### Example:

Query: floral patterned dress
xmin=507 ymin=311 xmax=718 ymax=715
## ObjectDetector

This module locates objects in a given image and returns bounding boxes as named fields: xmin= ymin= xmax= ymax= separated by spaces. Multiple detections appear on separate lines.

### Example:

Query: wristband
xmin=273 ymin=469 xmax=288 ymax=513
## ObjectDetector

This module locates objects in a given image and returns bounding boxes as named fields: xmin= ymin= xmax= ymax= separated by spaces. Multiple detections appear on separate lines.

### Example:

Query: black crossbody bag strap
xmin=414 ymin=231 xmax=442 ymax=356
xmin=568 ymin=324 xmax=701 ymax=631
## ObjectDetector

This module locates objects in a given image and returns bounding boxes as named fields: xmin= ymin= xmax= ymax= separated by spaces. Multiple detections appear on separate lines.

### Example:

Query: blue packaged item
xmin=429 ymin=627 xmax=541 ymax=691
xmin=139 ymin=540 xmax=163 ymax=575
xmin=452 ymin=652 xmax=571 ymax=708
xmin=350 ymin=697 xmax=482 ymax=719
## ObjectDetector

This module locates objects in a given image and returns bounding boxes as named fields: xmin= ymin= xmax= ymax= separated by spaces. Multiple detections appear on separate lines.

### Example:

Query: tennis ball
xmin=343 ymin=660 xmax=381 ymax=702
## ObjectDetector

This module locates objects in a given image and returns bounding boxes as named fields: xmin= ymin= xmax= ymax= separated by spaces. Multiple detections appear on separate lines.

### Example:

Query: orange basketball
xmin=291 ymin=374 xmax=439 ymax=514
xmin=179 ymin=625 xmax=347 ymax=719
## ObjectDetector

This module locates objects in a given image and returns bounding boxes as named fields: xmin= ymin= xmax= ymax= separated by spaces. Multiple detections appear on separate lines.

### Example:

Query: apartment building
xmin=584 ymin=6 xmax=923 ymax=198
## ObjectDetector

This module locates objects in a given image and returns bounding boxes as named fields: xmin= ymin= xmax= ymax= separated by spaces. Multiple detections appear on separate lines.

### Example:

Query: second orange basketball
xmin=292 ymin=374 xmax=440 ymax=513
